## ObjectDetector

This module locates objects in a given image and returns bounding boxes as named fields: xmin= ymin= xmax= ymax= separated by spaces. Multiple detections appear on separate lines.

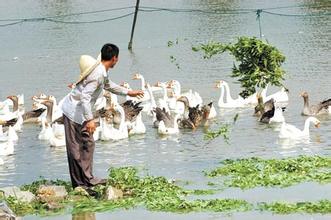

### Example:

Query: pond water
xmin=0 ymin=0 xmax=330 ymax=219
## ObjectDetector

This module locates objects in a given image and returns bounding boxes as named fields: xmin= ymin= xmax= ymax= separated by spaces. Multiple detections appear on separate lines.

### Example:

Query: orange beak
xmin=315 ymin=122 xmax=320 ymax=128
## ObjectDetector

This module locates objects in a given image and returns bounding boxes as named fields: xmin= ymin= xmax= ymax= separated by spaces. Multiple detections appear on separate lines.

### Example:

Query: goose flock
xmin=0 ymin=74 xmax=331 ymax=166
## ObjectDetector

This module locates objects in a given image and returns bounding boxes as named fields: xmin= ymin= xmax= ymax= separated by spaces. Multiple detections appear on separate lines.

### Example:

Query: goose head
xmin=41 ymin=100 xmax=54 ymax=123
xmin=132 ymin=73 xmax=143 ymax=80
xmin=154 ymin=82 xmax=167 ymax=90
xmin=168 ymin=91 xmax=176 ymax=98
xmin=7 ymin=95 xmax=19 ymax=111
xmin=166 ymin=80 xmax=179 ymax=89
xmin=120 ymin=82 xmax=132 ymax=90
xmin=300 ymin=91 xmax=310 ymax=109
xmin=300 ymin=91 xmax=309 ymax=99
xmin=177 ymin=96 xmax=189 ymax=108
xmin=215 ymin=80 xmax=223 ymax=89
xmin=312 ymin=117 xmax=321 ymax=128
xmin=7 ymin=95 xmax=18 ymax=103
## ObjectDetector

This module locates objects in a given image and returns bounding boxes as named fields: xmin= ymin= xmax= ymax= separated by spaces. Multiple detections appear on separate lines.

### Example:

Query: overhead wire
xmin=0 ymin=3 xmax=330 ymax=28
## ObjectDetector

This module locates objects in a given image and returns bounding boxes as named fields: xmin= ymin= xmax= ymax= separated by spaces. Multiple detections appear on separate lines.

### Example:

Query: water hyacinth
xmin=259 ymin=200 xmax=331 ymax=214
xmin=205 ymin=155 xmax=331 ymax=189
xmin=1 ymin=166 xmax=251 ymax=216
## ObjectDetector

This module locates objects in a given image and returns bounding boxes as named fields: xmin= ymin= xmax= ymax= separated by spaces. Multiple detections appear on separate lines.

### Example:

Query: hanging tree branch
xmin=193 ymin=37 xmax=286 ymax=98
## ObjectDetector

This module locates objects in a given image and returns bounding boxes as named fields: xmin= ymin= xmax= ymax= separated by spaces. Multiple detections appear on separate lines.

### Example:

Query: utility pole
xmin=128 ymin=0 xmax=140 ymax=50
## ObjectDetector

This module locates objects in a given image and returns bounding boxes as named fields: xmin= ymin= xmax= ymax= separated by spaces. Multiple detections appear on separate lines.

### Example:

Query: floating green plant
xmin=259 ymin=200 xmax=331 ymax=214
xmin=205 ymin=155 xmax=331 ymax=189
xmin=3 ymin=160 xmax=331 ymax=217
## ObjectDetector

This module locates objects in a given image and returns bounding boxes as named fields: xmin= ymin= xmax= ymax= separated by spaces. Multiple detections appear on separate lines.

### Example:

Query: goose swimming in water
xmin=100 ymin=104 xmax=128 ymax=141
xmin=167 ymin=80 xmax=202 ymax=108
xmin=300 ymin=91 xmax=331 ymax=116
xmin=279 ymin=117 xmax=320 ymax=139
xmin=153 ymin=107 xmax=179 ymax=134
xmin=178 ymin=102 xmax=212 ymax=129
xmin=0 ymin=130 xmax=14 ymax=156
xmin=215 ymin=80 xmax=246 ymax=108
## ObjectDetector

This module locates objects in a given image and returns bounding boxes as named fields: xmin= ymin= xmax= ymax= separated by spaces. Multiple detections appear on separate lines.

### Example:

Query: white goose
xmin=0 ymin=100 xmax=11 ymax=115
xmin=131 ymin=73 xmax=152 ymax=101
xmin=269 ymin=107 xmax=285 ymax=123
xmin=264 ymin=85 xmax=289 ymax=103
xmin=155 ymin=82 xmax=170 ymax=113
xmin=208 ymin=102 xmax=217 ymax=119
xmin=0 ymin=125 xmax=4 ymax=140
xmin=0 ymin=126 xmax=18 ymax=142
xmin=132 ymin=73 xmax=162 ymax=92
xmin=49 ymin=122 xmax=66 ymax=147
xmin=243 ymin=88 xmax=267 ymax=105
xmin=215 ymin=81 xmax=246 ymax=108
xmin=158 ymin=115 xmax=180 ymax=135
xmin=38 ymin=117 xmax=53 ymax=140
xmin=168 ymin=80 xmax=202 ymax=107
xmin=0 ymin=133 xmax=14 ymax=156
xmin=93 ymin=124 xmax=101 ymax=141
xmin=7 ymin=126 xmax=18 ymax=142
xmin=128 ymin=113 xmax=146 ymax=135
xmin=100 ymin=104 xmax=128 ymax=141
xmin=143 ymin=83 xmax=157 ymax=116
xmin=279 ymin=117 xmax=320 ymax=139
xmin=5 ymin=94 xmax=24 ymax=106
xmin=39 ymin=100 xmax=65 ymax=147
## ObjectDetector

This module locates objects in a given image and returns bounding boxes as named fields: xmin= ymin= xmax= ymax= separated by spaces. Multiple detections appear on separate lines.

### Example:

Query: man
xmin=61 ymin=43 xmax=143 ymax=195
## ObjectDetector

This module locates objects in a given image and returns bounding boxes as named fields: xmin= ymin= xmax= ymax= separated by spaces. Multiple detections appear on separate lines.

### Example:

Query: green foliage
xmin=5 ymin=161 xmax=331 ymax=217
xmin=5 ymin=196 xmax=35 ymax=216
xmin=21 ymin=178 xmax=72 ymax=194
xmin=259 ymin=200 xmax=331 ymax=214
xmin=71 ymin=197 xmax=138 ymax=214
xmin=193 ymin=37 xmax=286 ymax=98
xmin=203 ymin=114 xmax=239 ymax=144
xmin=204 ymin=124 xmax=230 ymax=143
xmin=192 ymin=41 xmax=228 ymax=59
xmin=170 ymin=55 xmax=180 ymax=69
xmin=205 ymin=155 xmax=331 ymax=189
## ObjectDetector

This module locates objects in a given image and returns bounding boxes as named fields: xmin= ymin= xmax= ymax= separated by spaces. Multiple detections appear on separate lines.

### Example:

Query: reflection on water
xmin=72 ymin=213 xmax=95 ymax=220
xmin=0 ymin=0 xmax=330 ymax=219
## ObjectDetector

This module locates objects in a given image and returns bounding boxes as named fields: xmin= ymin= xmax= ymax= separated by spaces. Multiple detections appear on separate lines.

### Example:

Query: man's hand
xmin=85 ymin=120 xmax=96 ymax=134
xmin=127 ymin=90 xmax=144 ymax=99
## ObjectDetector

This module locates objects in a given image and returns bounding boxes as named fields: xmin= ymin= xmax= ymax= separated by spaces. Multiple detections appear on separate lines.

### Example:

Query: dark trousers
xmin=63 ymin=114 xmax=100 ymax=188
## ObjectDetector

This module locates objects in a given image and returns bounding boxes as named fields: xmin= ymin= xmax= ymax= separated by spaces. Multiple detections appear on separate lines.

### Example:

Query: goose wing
xmin=319 ymin=98 xmax=331 ymax=110
xmin=121 ymin=101 xmax=143 ymax=122
xmin=0 ymin=118 xmax=18 ymax=127
xmin=22 ymin=108 xmax=46 ymax=120
xmin=153 ymin=107 xmax=173 ymax=127
xmin=259 ymin=107 xmax=275 ymax=124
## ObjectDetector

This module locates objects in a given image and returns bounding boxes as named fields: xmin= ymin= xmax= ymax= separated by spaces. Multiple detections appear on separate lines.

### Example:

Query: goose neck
xmin=161 ymin=85 xmax=168 ymax=100
xmin=12 ymin=99 xmax=19 ymax=112
xmin=222 ymin=82 xmax=233 ymax=102
xmin=303 ymin=117 xmax=313 ymax=135
xmin=46 ymin=103 xmax=53 ymax=123
xmin=303 ymin=96 xmax=309 ymax=108
xmin=140 ymin=76 xmax=146 ymax=90
xmin=218 ymin=86 xmax=225 ymax=106
xmin=173 ymin=82 xmax=181 ymax=97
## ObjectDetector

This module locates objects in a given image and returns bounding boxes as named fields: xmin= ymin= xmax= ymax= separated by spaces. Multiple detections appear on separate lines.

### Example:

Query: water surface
xmin=0 ymin=0 xmax=330 ymax=219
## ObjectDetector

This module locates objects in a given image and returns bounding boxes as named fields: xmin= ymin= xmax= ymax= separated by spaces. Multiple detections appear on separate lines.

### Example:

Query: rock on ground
xmin=0 ymin=186 xmax=35 ymax=203
xmin=104 ymin=186 xmax=123 ymax=200
xmin=36 ymin=185 xmax=68 ymax=203
xmin=0 ymin=201 xmax=17 ymax=220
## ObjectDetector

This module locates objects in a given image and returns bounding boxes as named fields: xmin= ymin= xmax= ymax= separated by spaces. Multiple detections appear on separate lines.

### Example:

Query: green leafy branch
xmin=193 ymin=37 xmax=286 ymax=98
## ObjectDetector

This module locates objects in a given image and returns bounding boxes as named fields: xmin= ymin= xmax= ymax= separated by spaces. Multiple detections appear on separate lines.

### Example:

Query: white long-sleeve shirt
xmin=61 ymin=63 xmax=128 ymax=125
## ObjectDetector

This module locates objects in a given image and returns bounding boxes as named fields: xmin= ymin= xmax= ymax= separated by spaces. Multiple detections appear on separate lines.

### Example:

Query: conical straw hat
xmin=74 ymin=54 xmax=101 ymax=85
